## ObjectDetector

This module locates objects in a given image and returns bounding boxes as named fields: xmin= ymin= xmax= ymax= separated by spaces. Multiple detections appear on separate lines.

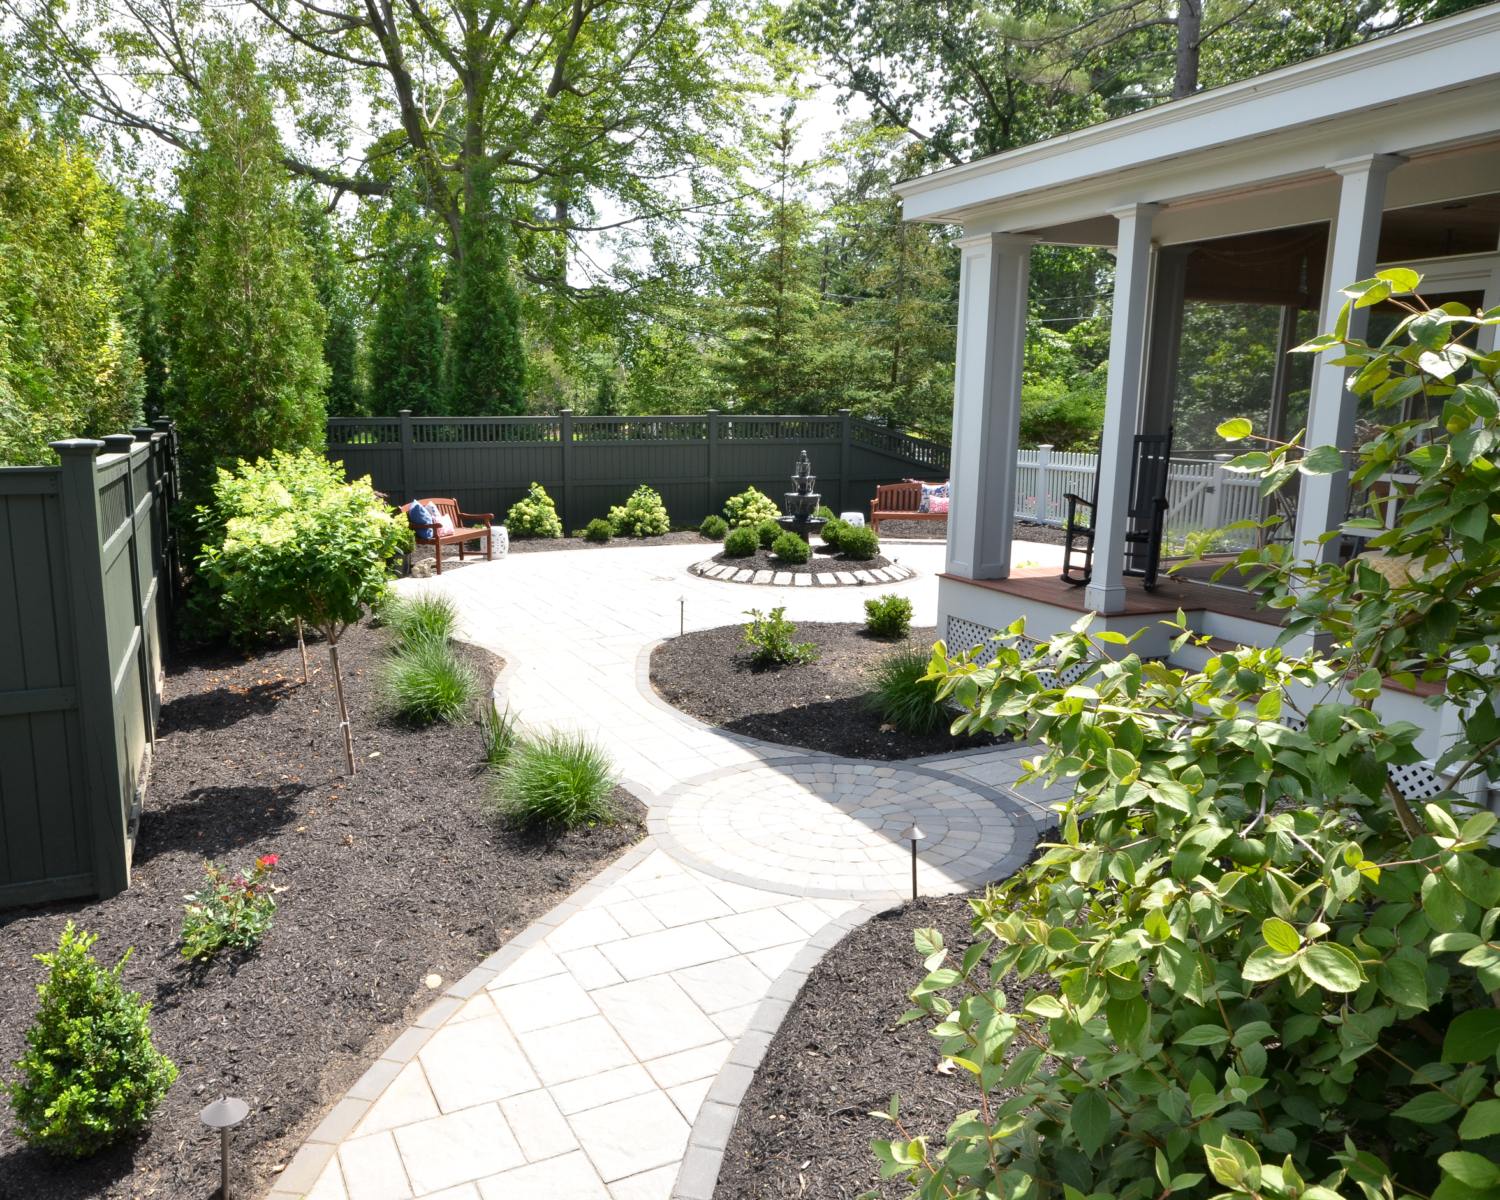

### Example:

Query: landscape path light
xmin=200 ymin=1095 xmax=250 ymax=1199
xmin=900 ymin=823 xmax=926 ymax=902
xmin=678 ymin=595 xmax=686 ymax=637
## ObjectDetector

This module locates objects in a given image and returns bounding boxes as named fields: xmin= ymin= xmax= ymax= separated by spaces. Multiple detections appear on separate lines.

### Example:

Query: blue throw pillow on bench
xmin=410 ymin=502 xmax=438 ymax=541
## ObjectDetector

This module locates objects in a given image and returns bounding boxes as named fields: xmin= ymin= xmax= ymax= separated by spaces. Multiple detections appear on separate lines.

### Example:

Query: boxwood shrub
xmin=723 ymin=525 xmax=758 ymax=557
xmin=839 ymin=524 xmax=879 ymax=560
xmin=700 ymin=514 xmax=728 ymax=539
xmin=772 ymin=532 xmax=810 ymax=563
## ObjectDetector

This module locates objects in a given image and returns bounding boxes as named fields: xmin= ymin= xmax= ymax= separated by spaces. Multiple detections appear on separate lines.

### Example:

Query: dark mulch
xmin=0 ymin=621 xmax=645 ymax=1200
xmin=876 ymin=518 xmax=947 ymax=539
xmin=714 ymin=895 xmax=1039 ymax=1200
xmin=650 ymin=623 xmax=1003 ymax=761
xmin=704 ymin=546 xmax=897 ymax=576
xmin=1013 ymin=520 xmax=1068 ymax=547
xmin=506 ymin=529 xmax=710 ymax=554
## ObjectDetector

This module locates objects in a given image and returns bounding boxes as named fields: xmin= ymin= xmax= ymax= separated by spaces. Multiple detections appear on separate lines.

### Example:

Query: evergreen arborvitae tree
xmin=164 ymin=43 xmax=327 ymax=501
xmin=119 ymin=197 xmax=171 ymax=421
xmin=369 ymin=194 xmax=445 ymax=416
xmin=443 ymin=164 xmax=526 ymax=415
xmin=297 ymin=186 xmax=364 ymax=415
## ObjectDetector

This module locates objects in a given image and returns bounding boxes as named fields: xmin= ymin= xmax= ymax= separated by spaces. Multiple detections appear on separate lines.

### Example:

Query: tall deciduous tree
xmin=444 ymin=164 xmax=525 ymax=415
xmin=369 ymin=194 xmax=445 ymax=416
xmin=165 ymin=44 xmax=327 ymax=501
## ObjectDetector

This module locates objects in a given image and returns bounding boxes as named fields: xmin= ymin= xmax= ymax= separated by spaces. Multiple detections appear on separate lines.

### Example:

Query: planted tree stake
xmin=327 ymin=640 xmax=357 ymax=775
xmin=296 ymin=616 xmax=309 ymax=684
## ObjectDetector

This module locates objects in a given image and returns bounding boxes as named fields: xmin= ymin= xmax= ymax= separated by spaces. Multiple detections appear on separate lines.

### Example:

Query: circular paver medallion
xmin=690 ymin=559 xmax=916 ymax=587
xmin=653 ymin=758 xmax=1023 ymax=899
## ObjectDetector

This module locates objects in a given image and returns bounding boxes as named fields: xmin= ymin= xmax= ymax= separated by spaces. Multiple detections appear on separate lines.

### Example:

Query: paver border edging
xmin=670 ymin=898 xmax=901 ymax=1200
xmin=687 ymin=558 xmax=919 ymax=587
xmin=264 ymin=836 xmax=660 ymax=1200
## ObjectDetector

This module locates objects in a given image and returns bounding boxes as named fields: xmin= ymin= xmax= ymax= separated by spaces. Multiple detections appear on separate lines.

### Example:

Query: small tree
xmin=199 ymin=449 xmax=411 ymax=772
xmin=7 ymin=923 xmax=177 ymax=1158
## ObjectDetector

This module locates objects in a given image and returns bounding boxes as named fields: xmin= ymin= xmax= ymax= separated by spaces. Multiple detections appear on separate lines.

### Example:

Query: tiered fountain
xmin=778 ymin=451 xmax=828 ymax=543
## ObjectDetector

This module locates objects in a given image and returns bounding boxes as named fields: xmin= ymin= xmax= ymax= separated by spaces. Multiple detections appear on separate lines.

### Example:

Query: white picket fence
xmin=1014 ymin=446 xmax=1265 ymax=552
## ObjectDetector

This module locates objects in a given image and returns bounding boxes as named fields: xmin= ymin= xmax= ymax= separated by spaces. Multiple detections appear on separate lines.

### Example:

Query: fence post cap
xmin=49 ymin=439 xmax=104 ymax=458
xmin=101 ymin=433 xmax=137 ymax=453
xmin=1037 ymin=443 xmax=1053 ymax=451
xmin=150 ymin=418 xmax=173 ymax=432
xmin=130 ymin=426 xmax=156 ymax=440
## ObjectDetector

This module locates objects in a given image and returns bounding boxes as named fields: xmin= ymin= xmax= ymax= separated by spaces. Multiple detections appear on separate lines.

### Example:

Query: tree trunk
xmin=326 ymin=634 xmax=358 ymax=776
xmin=297 ymin=616 xmax=309 ymax=684
xmin=1174 ymin=0 xmax=1203 ymax=101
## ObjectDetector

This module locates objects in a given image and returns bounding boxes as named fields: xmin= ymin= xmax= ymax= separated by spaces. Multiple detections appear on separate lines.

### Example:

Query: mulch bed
xmin=506 ymin=529 xmax=711 ymax=554
xmin=714 ymin=895 xmax=1039 ymax=1200
xmin=1013 ymin=520 xmax=1068 ymax=547
xmin=0 ymin=621 xmax=645 ymax=1200
xmin=876 ymin=518 xmax=947 ymax=539
xmin=650 ymin=623 xmax=1003 ymax=760
xmin=704 ymin=546 xmax=897 ymax=576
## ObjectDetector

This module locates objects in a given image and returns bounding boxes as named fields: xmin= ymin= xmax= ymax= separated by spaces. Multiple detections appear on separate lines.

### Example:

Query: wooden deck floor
xmin=940 ymin=564 xmax=1284 ymax=624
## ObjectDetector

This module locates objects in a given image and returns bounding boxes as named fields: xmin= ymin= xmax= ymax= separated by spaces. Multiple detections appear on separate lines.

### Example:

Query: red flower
xmin=258 ymin=854 xmax=279 ymax=869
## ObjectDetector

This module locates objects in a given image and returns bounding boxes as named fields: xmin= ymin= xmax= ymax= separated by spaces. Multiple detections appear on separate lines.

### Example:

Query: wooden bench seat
xmin=401 ymin=498 xmax=494 ymax=575
xmin=869 ymin=480 xmax=948 ymax=534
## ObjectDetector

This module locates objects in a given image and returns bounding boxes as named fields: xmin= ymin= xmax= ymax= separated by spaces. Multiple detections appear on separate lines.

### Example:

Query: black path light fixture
xmin=900 ymin=823 xmax=926 ymax=902
xmin=200 ymin=1095 xmax=250 ymax=1199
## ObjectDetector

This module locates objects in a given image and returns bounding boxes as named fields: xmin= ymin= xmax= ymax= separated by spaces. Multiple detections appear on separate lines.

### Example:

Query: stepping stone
xmin=733 ymin=569 xmax=754 ymax=582
xmin=853 ymin=570 xmax=876 ymax=584
xmin=752 ymin=570 xmax=773 ymax=584
xmin=773 ymin=572 xmax=793 ymax=586
xmin=835 ymin=572 xmax=858 ymax=585
xmin=793 ymin=575 xmax=813 ymax=586
xmin=871 ymin=568 xmax=893 ymax=581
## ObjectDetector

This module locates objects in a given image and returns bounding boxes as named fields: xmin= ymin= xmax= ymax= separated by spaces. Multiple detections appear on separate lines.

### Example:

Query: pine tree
xmin=369 ymin=194 xmax=445 ymax=416
xmin=164 ymin=43 xmax=327 ymax=501
xmin=296 ymin=186 xmax=364 ymax=415
xmin=444 ymin=164 xmax=526 ymax=415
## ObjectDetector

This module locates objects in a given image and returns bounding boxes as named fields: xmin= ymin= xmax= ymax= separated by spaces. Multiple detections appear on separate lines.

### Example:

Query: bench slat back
xmin=874 ymin=482 xmax=923 ymax=513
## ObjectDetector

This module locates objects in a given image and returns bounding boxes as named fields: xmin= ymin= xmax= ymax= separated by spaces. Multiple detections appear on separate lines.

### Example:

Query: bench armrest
xmin=457 ymin=512 xmax=494 ymax=526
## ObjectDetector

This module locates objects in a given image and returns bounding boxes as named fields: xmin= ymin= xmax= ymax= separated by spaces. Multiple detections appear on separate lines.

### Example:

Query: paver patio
xmin=277 ymin=538 xmax=1068 ymax=1200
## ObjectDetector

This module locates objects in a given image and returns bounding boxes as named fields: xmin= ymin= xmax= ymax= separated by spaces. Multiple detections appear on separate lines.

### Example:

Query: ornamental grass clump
xmin=864 ymin=593 xmax=913 ymax=638
xmin=724 ymin=486 xmax=780 ymax=528
xmin=180 ymin=854 xmax=280 ymax=959
xmin=378 ymin=636 xmax=481 ymax=724
xmin=382 ymin=591 xmax=460 ymax=648
xmin=742 ymin=606 xmax=817 ymax=667
xmin=873 ymin=271 xmax=1500 ymax=1200
xmin=863 ymin=646 xmax=948 ymax=734
xmin=608 ymin=485 xmax=670 ymax=536
xmin=723 ymin=525 xmax=758 ymax=557
xmin=7 ymin=923 xmax=178 ymax=1158
xmin=700 ymin=514 xmax=728 ymax=539
xmin=504 ymin=482 xmax=562 ymax=538
xmin=490 ymin=729 xmax=620 ymax=833
xmin=479 ymin=699 xmax=520 ymax=766
xmin=771 ymin=531 xmax=810 ymax=563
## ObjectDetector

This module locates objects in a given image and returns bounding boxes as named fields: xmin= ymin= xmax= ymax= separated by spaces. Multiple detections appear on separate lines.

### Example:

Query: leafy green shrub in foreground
xmin=772 ymin=532 xmax=810 ymax=563
xmin=7 ymin=923 xmax=178 ymax=1158
xmin=838 ymin=524 xmax=879 ymax=560
xmin=723 ymin=525 xmax=758 ymax=557
xmin=584 ymin=518 xmax=613 ymax=543
xmin=863 ymin=646 xmax=947 ymax=734
xmin=382 ymin=591 xmax=460 ymax=647
xmin=755 ymin=519 xmax=783 ymax=550
xmin=742 ymin=606 xmax=816 ymax=667
xmin=608 ymin=485 xmax=670 ymax=536
xmin=490 ymin=729 xmax=620 ymax=832
xmin=820 ymin=518 xmax=849 ymax=550
xmin=378 ymin=637 xmax=481 ymax=723
xmin=723 ymin=486 xmax=780 ymax=528
xmin=505 ymin=482 xmax=562 ymax=538
xmin=700 ymin=514 xmax=728 ymax=540
xmin=181 ymin=855 xmax=280 ymax=959
xmin=875 ymin=271 xmax=1500 ymax=1200
xmin=864 ymin=593 xmax=913 ymax=639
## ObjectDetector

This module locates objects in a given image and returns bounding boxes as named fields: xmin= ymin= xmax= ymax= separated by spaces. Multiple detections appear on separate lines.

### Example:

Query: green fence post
xmin=560 ymin=408 xmax=574 ymax=532
xmin=838 ymin=409 xmax=852 ymax=514
xmin=706 ymin=409 xmax=719 ymax=521
xmin=399 ymin=409 xmax=414 ymax=504
xmin=51 ymin=438 xmax=130 ymax=900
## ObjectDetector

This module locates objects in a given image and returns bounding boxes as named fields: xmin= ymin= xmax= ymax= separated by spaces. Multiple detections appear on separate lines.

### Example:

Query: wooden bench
xmin=401 ymin=498 xmax=494 ymax=575
xmin=869 ymin=480 xmax=948 ymax=534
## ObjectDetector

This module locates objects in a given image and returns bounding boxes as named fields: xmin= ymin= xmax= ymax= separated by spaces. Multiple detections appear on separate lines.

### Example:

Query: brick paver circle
xmin=689 ymin=558 xmax=917 ymax=586
xmin=656 ymin=759 xmax=1020 ymax=899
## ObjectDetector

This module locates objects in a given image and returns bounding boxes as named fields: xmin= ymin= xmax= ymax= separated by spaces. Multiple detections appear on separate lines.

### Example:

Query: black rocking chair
xmin=1060 ymin=428 xmax=1174 ymax=590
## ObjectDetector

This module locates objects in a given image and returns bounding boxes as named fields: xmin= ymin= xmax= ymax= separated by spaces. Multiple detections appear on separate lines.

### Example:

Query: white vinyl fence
xmin=1015 ymin=445 xmax=1265 ymax=552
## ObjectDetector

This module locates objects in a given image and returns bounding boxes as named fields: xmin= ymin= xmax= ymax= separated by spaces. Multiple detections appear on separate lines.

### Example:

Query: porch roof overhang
xmin=893 ymin=5 xmax=1500 ymax=247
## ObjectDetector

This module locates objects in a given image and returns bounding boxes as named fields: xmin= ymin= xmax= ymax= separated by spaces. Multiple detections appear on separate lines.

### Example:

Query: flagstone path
xmin=269 ymin=539 xmax=1070 ymax=1200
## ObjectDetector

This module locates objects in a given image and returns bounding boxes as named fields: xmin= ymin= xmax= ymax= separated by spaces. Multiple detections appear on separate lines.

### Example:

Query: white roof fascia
xmin=895 ymin=5 xmax=1500 ymax=230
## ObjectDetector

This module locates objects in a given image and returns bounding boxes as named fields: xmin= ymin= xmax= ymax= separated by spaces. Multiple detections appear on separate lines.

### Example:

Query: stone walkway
xmin=272 ymin=539 xmax=1069 ymax=1200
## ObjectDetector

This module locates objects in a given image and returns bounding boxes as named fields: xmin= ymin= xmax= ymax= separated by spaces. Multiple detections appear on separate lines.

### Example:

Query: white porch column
xmin=945 ymin=232 xmax=1033 ymax=581
xmin=1294 ymin=154 xmax=1405 ymax=564
xmin=1084 ymin=204 xmax=1160 ymax=613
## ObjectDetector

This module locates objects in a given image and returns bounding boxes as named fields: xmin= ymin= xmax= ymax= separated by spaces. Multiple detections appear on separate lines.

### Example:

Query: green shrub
xmin=6 ymin=923 xmax=178 ymax=1158
xmin=378 ymin=638 xmax=481 ymax=724
xmin=381 ymin=591 xmax=460 ymax=647
xmin=180 ymin=854 xmax=280 ymax=959
xmin=864 ymin=593 xmax=913 ymax=638
xmin=838 ymin=524 xmax=879 ymax=560
xmin=490 ymin=729 xmax=620 ymax=832
xmin=755 ymin=518 xmax=783 ymax=549
xmin=607 ymin=484 xmax=670 ymax=536
xmin=771 ymin=532 xmax=810 ymax=564
xmin=479 ymin=699 xmax=519 ymax=767
xmin=723 ymin=486 xmax=780 ymax=527
xmin=699 ymin=514 xmax=728 ymax=539
xmin=584 ymin=518 xmax=613 ymax=543
xmin=815 ymin=505 xmax=835 ymax=520
xmin=863 ymin=646 xmax=947 ymax=734
xmin=723 ymin=525 xmax=758 ymax=557
xmin=742 ymin=606 xmax=817 ymax=667
xmin=820 ymin=517 xmax=848 ymax=549
xmin=505 ymin=482 xmax=563 ymax=538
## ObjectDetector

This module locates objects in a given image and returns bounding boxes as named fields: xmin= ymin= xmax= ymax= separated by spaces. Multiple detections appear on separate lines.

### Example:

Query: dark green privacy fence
xmin=324 ymin=409 xmax=950 ymax=530
xmin=0 ymin=424 xmax=176 ymax=907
